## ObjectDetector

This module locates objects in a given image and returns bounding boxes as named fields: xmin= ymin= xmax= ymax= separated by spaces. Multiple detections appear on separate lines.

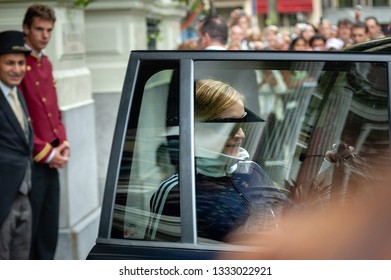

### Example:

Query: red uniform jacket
xmin=19 ymin=52 xmax=68 ymax=163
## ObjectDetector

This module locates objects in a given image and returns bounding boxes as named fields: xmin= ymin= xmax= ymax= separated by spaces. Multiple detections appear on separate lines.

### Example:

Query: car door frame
xmin=88 ymin=50 xmax=391 ymax=260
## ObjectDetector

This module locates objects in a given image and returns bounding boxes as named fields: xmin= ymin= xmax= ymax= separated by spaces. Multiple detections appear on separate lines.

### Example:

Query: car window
xmin=111 ymin=65 xmax=180 ymax=240
xmin=108 ymin=54 xmax=390 ymax=247
xmin=190 ymin=59 xmax=389 ymax=244
xmin=193 ymin=59 xmax=388 ymax=175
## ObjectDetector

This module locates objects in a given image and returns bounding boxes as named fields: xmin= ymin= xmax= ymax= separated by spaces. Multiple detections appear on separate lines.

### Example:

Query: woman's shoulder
xmin=236 ymin=160 xmax=264 ymax=173
xmin=157 ymin=173 xmax=179 ymax=192
xmin=234 ymin=161 xmax=277 ymax=188
xmin=150 ymin=173 xmax=179 ymax=213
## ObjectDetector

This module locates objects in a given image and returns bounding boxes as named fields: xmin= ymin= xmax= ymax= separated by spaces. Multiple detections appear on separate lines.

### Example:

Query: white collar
xmin=24 ymin=43 xmax=42 ymax=58
xmin=196 ymin=147 xmax=250 ymax=177
xmin=0 ymin=80 xmax=15 ymax=98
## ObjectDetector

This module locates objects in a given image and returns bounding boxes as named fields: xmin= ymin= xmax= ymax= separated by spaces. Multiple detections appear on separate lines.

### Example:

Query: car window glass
xmin=193 ymin=60 xmax=389 ymax=244
xmin=110 ymin=68 xmax=180 ymax=241
xmin=109 ymin=57 xmax=390 ymax=246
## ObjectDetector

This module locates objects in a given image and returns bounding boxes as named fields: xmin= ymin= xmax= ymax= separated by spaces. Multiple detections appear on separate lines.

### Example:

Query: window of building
xmin=339 ymin=0 xmax=354 ymax=8
xmin=373 ymin=0 xmax=389 ymax=6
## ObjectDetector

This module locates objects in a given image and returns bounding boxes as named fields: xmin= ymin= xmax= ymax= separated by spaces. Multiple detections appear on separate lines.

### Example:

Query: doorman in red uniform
xmin=19 ymin=4 xmax=70 ymax=260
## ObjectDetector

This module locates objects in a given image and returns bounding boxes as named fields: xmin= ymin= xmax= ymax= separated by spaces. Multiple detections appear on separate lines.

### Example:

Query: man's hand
xmin=49 ymin=143 xmax=70 ymax=168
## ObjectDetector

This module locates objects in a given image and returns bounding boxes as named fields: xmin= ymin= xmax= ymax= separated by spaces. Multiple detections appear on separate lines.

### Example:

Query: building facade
xmin=0 ymin=0 xmax=185 ymax=259
xmin=213 ymin=0 xmax=390 ymax=29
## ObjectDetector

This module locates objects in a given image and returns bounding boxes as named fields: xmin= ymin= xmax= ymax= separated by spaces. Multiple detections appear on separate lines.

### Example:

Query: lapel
xmin=17 ymin=88 xmax=33 ymax=144
xmin=0 ymin=88 xmax=31 ymax=147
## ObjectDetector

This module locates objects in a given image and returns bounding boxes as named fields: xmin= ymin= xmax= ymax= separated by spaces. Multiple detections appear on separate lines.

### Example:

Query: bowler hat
xmin=0 ymin=30 xmax=30 ymax=55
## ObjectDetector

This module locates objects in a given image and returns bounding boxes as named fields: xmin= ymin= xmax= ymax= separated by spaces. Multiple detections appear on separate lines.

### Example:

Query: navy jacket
xmin=146 ymin=161 xmax=288 ymax=242
xmin=0 ymin=88 xmax=33 ymax=226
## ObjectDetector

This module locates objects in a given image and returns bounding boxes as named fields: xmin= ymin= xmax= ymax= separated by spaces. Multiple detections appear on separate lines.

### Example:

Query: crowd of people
xmin=179 ymin=8 xmax=388 ymax=51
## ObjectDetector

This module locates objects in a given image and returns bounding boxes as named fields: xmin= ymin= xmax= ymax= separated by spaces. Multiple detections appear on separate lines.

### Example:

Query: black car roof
xmin=344 ymin=35 xmax=391 ymax=52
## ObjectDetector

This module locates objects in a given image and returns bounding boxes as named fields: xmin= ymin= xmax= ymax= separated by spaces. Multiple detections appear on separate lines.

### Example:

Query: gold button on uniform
xmin=48 ymin=113 xmax=52 ymax=117
xmin=35 ymin=81 xmax=40 ymax=86
xmin=53 ymin=128 xmax=58 ymax=133
xmin=42 ymin=97 xmax=47 ymax=103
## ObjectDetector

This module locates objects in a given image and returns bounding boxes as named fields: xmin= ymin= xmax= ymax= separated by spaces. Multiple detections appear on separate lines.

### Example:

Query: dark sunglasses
xmin=204 ymin=112 xmax=248 ymax=136
xmin=199 ymin=108 xmax=265 ymax=135
xmin=204 ymin=111 xmax=269 ymax=136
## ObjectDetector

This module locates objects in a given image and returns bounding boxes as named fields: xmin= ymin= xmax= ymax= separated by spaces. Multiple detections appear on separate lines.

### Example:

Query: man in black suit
xmin=0 ymin=30 xmax=33 ymax=259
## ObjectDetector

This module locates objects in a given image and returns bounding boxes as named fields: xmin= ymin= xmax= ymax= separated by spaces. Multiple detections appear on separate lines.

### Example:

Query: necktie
xmin=9 ymin=90 xmax=26 ymax=131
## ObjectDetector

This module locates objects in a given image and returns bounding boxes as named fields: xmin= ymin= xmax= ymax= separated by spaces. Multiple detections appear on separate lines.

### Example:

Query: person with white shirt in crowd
xmin=197 ymin=15 xmax=228 ymax=50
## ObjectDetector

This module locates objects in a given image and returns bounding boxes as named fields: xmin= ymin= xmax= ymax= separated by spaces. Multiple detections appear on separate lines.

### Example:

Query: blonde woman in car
xmin=146 ymin=79 xmax=288 ymax=242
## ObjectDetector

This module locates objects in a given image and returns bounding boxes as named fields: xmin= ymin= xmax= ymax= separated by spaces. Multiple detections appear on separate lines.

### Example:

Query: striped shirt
xmin=146 ymin=161 xmax=288 ymax=242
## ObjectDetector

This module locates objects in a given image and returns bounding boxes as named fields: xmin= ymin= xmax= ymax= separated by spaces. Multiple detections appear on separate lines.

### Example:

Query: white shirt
xmin=24 ymin=43 xmax=43 ymax=58
xmin=205 ymin=45 xmax=227 ymax=50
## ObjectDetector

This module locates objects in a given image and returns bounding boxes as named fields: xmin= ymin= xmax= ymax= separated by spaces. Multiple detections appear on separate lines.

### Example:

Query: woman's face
xmin=302 ymin=25 xmax=315 ymax=42
xmin=293 ymin=38 xmax=307 ymax=51
xmin=216 ymin=99 xmax=246 ymax=157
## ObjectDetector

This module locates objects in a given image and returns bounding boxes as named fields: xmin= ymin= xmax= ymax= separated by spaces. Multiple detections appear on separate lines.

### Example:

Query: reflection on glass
xmin=111 ymin=69 xmax=178 ymax=240
xmin=149 ymin=79 xmax=289 ymax=243
xmin=192 ymin=79 xmax=288 ymax=242
xmin=112 ymin=59 xmax=390 ymax=246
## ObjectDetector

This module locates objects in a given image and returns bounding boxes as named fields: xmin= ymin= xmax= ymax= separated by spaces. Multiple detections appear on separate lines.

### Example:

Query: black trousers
xmin=29 ymin=163 xmax=60 ymax=260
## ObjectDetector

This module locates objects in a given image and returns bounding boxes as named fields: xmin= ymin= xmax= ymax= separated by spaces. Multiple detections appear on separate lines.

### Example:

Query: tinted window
xmin=111 ymin=65 xmax=180 ymax=240
xmin=109 ymin=56 xmax=390 ymax=246
xmin=189 ymin=60 xmax=389 ymax=243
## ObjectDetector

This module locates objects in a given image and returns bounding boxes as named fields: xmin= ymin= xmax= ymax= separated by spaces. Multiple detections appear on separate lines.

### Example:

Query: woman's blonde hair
xmin=195 ymin=79 xmax=244 ymax=120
